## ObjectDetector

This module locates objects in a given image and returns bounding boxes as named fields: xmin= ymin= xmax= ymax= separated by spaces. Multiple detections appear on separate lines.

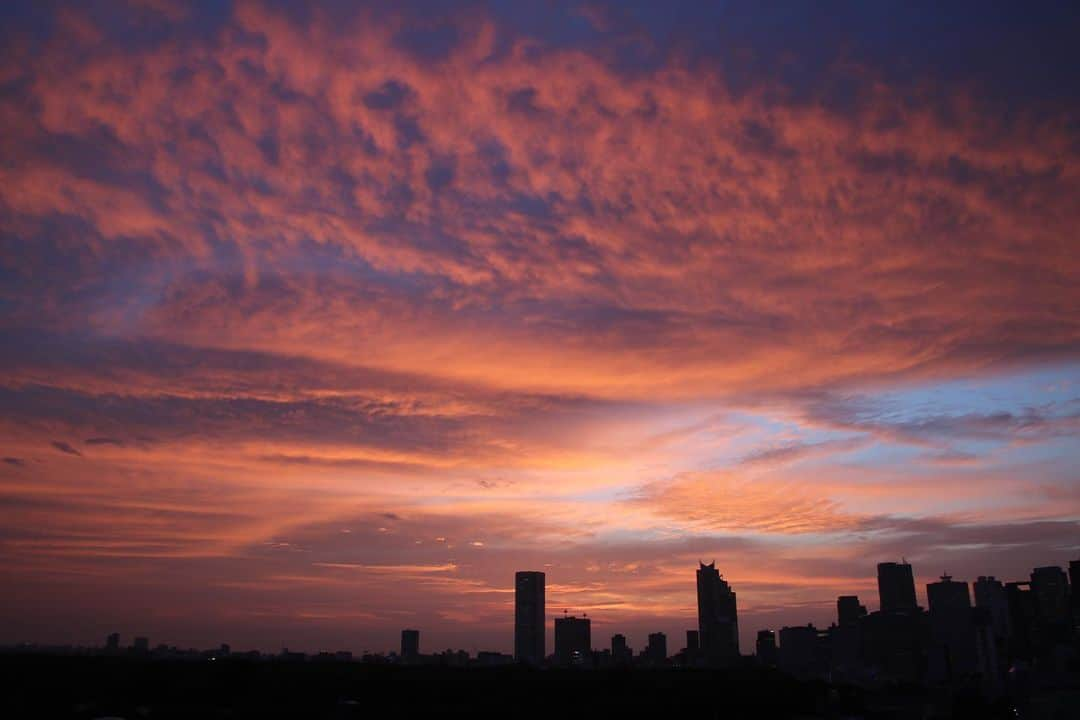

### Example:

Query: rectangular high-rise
xmin=696 ymin=562 xmax=739 ymax=663
xmin=1030 ymin=566 xmax=1069 ymax=626
xmin=514 ymin=571 xmax=545 ymax=665
xmin=1071 ymin=559 xmax=1080 ymax=631
xmin=554 ymin=615 xmax=591 ymax=666
xmin=927 ymin=574 xmax=976 ymax=681
xmin=611 ymin=633 xmax=631 ymax=664
xmin=646 ymin=632 xmax=667 ymax=664
xmin=401 ymin=629 xmax=419 ymax=659
xmin=1005 ymin=581 xmax=1036 ymax=660
xmin=837 ymin=595 xmax=867 ymax=626
xmin=755 ymin=629 xmax=777 ymax=667
xmin=877 ymin=561 xmax=917 ymax=613
xmin=778 ymin=624 xmax=822 ymax=678
xmin=974 ymin=576 xmax=1011 ymax=641
xmin=611 ymin=633 xmax=627 ymax=656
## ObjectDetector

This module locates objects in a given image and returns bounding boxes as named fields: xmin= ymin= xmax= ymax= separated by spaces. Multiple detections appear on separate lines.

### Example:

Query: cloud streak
xmin=50 ymin=441 xmax=82 ymax=457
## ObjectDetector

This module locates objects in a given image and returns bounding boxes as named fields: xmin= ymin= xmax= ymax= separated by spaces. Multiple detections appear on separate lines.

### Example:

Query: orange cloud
xmin=1 ymin=1 xmax=1075 ymax=399
xmin=637 ymin=471 xmax=860 ymax=535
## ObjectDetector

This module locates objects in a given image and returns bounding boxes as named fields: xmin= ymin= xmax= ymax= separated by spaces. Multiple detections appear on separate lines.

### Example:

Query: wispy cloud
xmin=736 ymin=436 xmax=870 ymax=469
xmin=50 ymin=441 xmax=82 ymax=457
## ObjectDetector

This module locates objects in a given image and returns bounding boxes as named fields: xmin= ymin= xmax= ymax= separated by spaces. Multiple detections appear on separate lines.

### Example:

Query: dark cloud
xmin=361 ymin=80 xmax=413 ymax=110
xmin=0 ymin=374 xmax=631 ymax=470
xmin=848 ymin=517 xmax=1080 ymax=582
xmin=392 ymin=21 xmax=460 ymax=62
xmin=505 ymin=87 xmax=543 ymax=116
xmin=800 ymin=393 xmax=1080 ymax=448
xmin=424 ymin=156 xmax=456 ymax=192
xmin=393 ymin=114 xmax=425 ymax=149
xmin=50 ymin=440 xmax=81 ymax=457
xmin=2 ymin=457 xmax=25 ymax=467
xmin=13 ymin=387 xmax=466 ymax=456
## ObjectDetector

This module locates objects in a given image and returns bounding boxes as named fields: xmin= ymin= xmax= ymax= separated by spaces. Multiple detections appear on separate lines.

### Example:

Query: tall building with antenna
xmin=554 ymin=611 xmax=591 ymax=666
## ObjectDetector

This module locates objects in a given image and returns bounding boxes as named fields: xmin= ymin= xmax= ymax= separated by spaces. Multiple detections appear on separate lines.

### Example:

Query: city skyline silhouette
xmin=11 ymin=556 xmax=1077 ymax=670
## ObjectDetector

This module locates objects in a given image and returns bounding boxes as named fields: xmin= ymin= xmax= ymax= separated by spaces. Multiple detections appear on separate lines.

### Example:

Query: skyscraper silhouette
xmin=646 ymin=632 xmax=667 ymax=665
xmin=755 ymin=629 xmax=777 ymax=667
xmin=832 ymin=596 xmax=864 ymax=681
xmin=611 ymin=633 xmax=629 ymax=663
xmin=1030 ymin=566 xmax=1069 ymax=627
xmin=1005 ymin=580 xmax=1036 ymax=660
xmin=696 ymin=562 xmax=739 ymax=663
xmin=837 ymin=595 xmax=867 ymax=626
xmin=877 ymin=561 xmax=918 ymax=613
xmin=683 ymin=629 xmax=700 ymax=666
xmin=1070 ymin=559 xmax=1080 ymax=633
xmin=1029 ymin=565 xmax=1070 ymax=657
xmin=514 ymin=571 xmax=545 ymax=666
xmin=401 ymin=629 xmax=419 ymax=660
xmin=927 ymin=574 xmax=977 ymax=682
xmin=974 ymin=576 xmax=1012 ymax=645
xmin=554 ymin=614 xmax=591 ymax=666
xmin=778 ymin=624 xmax=822 ymax=678
xmin=864 ymin=561 xmax=927 ymax=683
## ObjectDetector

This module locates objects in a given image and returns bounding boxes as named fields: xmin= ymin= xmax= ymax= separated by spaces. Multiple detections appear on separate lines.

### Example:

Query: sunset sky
xmin=1 ymin=1 xmax=1078 ymax=656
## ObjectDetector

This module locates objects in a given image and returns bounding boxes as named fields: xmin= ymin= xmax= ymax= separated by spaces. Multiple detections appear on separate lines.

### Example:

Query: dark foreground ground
xmin=3 ymin=656 xmax=1077 ymax=719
